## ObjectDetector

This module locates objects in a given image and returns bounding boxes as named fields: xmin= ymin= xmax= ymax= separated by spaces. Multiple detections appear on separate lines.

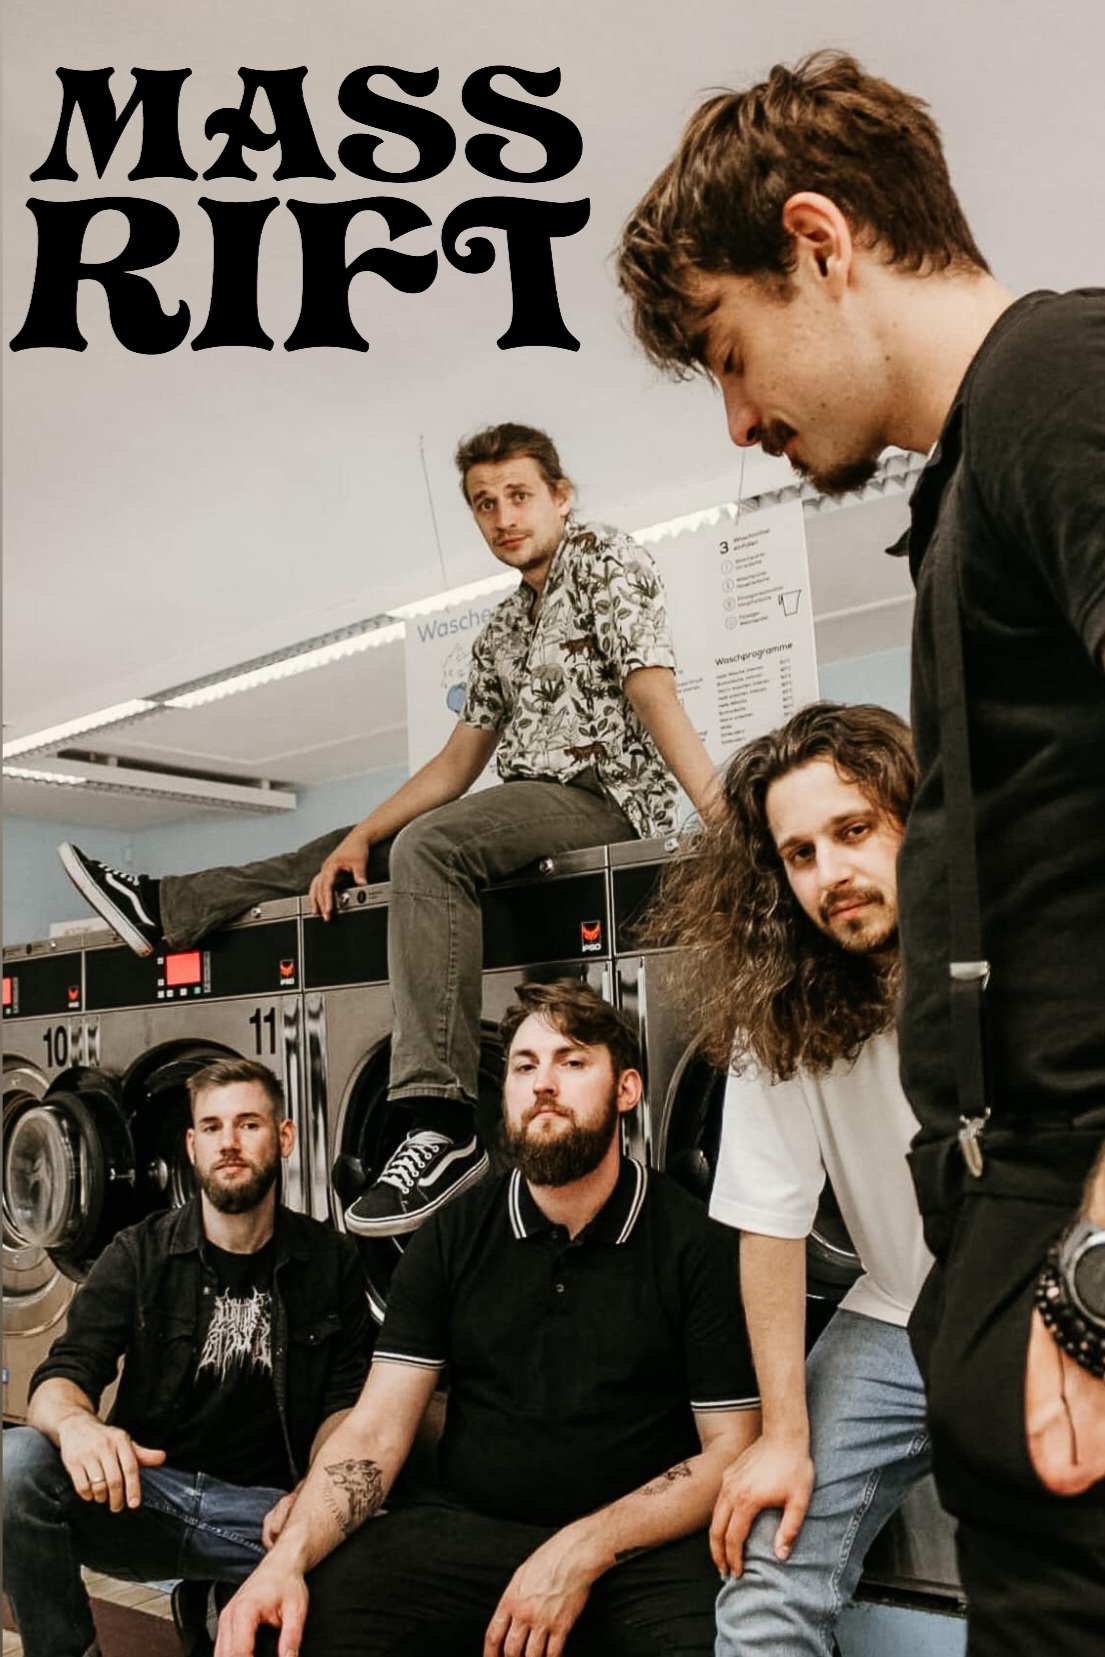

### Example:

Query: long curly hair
xmin=641 ymin=702 xmax=916 ymax=1079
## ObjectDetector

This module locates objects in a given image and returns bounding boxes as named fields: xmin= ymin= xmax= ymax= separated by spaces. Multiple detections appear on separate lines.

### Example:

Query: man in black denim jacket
xmin=2 ymin=1058 xmax=372 ymax=1657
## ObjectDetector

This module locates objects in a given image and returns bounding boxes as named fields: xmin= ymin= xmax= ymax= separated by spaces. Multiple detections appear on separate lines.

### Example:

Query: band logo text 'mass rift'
xmin=11 ymin=66 xmax=588 ymax=355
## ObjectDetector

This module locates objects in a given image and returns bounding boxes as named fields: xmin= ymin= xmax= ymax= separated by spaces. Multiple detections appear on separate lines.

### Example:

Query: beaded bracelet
xmin=1034 ymin=1246 xmax=1105 ymax=1381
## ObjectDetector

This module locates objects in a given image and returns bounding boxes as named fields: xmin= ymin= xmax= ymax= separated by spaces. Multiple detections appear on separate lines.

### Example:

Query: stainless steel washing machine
xmin=608 ymin=836 xmax=963 ymax=1612
xmin=3 ymin=936 xmax=88 ymax=1421
xmin=305 ymin=846 xmax=618 ymax=1321
xmin=2 ymin=900 xmax=308 ymax=1421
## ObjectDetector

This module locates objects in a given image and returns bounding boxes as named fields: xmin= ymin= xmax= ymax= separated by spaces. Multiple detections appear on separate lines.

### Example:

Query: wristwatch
xmin=1058 ymin=1217 xmax=1105 ymax=1329
xmin=1034 ymin=1218 xmax=1105 ymax=1380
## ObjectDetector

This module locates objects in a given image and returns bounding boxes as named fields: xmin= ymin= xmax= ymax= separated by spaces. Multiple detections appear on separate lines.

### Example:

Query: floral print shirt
xmin=464 ymin=518 xmax=678 ymax=838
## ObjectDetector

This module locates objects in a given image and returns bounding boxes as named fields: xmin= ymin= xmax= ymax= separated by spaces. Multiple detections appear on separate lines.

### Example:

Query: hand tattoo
xmin=641 ymin=1461 xmax=692 ymax=1496
xmin=322 ymin=1458 xmax=385 ymax=1537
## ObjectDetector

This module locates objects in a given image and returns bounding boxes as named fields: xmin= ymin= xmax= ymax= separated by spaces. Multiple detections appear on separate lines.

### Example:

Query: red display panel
xmin=164 ymin=951 xmax=203 ymax=988
xmin=2 ymin=976 xmax=12 ymax=1008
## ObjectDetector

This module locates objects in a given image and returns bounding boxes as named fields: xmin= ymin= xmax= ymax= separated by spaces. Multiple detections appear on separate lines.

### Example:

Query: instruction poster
xmin=643 ymin=497 xmax=818 ymax=769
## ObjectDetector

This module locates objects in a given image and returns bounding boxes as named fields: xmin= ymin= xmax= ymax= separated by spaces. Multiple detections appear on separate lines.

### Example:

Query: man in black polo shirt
xmin=216 ymin=980 xmax=760 ymax=1657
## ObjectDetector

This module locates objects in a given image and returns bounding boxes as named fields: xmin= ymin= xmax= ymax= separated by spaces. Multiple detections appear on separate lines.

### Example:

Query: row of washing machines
xmin=1 ymin=836 xmax=960 ymax=1611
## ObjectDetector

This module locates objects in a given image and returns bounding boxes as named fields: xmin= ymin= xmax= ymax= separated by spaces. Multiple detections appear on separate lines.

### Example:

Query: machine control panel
xmin=304 ymin=905 xmax=389 ymax=988
xmin=482 ymin=870 xmax=610 ymax=970
xmin=84 ymin=919 xmax=299 ymax=1009
xmin=2 ymin=951 xmax=83 ymax=1019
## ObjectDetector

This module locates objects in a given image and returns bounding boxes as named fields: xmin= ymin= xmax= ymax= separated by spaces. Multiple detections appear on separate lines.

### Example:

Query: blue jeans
xmin=2 ymin=1426 xmax=285 ymax=1657
xmin=715 ymin=1311 xmax=931 ymax=1657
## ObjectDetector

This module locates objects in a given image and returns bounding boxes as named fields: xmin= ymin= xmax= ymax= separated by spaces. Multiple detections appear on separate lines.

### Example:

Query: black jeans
xmin=292 ymin=1491 xmax=719 ymax=1657
xmin=910 ymin=1124 xmax=1105 ymax=1657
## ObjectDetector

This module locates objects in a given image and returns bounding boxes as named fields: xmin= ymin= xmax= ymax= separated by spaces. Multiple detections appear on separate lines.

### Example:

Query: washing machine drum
xmin=4 ymin=1067 xmax=136 ymax=1283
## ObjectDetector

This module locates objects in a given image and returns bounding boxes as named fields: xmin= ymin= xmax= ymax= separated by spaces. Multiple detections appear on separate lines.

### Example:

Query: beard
xmin=502 ymin=1088 xmax=620 ymax=1186
xmin=194 ymin=1155 xmax=280 ymax=1214
xmin=818 ymin=887 xmax=898 ymax=954
xmin=762 ymin=420 xmax=881 ymax=498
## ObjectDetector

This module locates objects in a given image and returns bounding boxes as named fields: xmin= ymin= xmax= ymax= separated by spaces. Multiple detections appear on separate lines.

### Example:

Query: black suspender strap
xmin=929 ymin=525 xmax=991 ymax=1170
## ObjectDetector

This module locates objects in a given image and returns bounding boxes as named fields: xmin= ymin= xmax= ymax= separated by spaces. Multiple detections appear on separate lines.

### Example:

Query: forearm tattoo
xmin=322 ymin=1458 xmax=385 ymax=1537
xmin=614 ymin=1545 xmax=650 ymax=1564
xmin=641 ymin=1461 xmax=692 ymax=1496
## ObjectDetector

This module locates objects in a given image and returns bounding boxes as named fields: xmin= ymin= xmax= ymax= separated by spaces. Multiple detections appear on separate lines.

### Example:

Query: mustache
xmin=819 ymin=887 xmax=884 ymax=922
xmin=521 ymin=1099 xmax=575 ymax=1127
xmin=759 ymin=420 xmax=796 ymax=459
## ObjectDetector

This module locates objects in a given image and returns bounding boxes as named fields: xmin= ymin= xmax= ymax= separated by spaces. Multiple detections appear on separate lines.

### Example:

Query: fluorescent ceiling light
xmin=4 ymin=758 xmax=297 ymax=813
xmin=388 ymin=572 xmax=515 ymax=621
xmin=3 ymin=699 xmax=158 ymax=760
xmin=4 ymin=765 xmax=87 ymax=786
xmin=163 ymin=621 xmax=405 ymax=710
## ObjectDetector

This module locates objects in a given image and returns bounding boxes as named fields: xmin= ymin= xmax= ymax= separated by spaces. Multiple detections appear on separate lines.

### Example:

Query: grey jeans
xmin=160 ymin=778 xmax=635 ymax=1105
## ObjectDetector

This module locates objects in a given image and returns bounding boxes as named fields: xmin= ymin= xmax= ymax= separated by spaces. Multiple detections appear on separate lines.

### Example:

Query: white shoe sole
xmin=58 ymin=843 xmax=156 ymax=957
xmin=344 ymin=1152 xmax=491 ymax=1237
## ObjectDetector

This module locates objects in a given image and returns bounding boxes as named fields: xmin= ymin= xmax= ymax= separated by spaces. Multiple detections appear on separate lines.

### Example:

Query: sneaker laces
xmin=98 ymin=862 xmax=145 ymax=890
xmin=377 ymin=1130 xmax=452 ymax=1195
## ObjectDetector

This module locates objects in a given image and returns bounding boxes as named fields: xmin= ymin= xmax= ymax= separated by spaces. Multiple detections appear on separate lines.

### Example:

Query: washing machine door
xmin=123 ymin=1041 xmax=242 ymax=1213
xmin=2 ymin=1060 xmax=76 ymax=1337
xmin=4 ymin=1067 xmax=136 ymax=1284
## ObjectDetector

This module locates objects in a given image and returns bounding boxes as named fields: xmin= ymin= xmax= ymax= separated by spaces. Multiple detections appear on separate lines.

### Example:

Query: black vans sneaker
xmin=58 ymin=843 xmax=162 ymax=957
xmin=345 ymin=1129 xmax=489 ymax=1237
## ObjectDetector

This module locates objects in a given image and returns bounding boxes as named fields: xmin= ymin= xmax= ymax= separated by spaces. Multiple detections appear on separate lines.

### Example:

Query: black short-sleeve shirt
xmin=898 ymin=289 xmax=1105 ymax=1162
xmin=374 ymin=1158 xmax=758 ymax=1527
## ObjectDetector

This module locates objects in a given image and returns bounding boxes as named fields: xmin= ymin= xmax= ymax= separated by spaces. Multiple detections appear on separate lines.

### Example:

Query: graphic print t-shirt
xmin=165 ymin=1239 xmax=291 ymax=1490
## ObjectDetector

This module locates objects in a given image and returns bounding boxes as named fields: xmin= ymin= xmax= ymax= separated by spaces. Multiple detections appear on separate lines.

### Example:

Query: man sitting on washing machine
xmin=3 ymin=1057 xmax=372 ymax=1657
xmin=645 ymin=703 xmax=933 ymax=1657
xmin=214 ymin=979 xmax=760 ymax=1657
xmin=57 ymin=422 xmax=720 ymax=1246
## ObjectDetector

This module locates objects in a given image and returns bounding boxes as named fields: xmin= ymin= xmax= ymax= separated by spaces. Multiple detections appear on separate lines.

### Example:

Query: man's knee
xmin=2 ymin=1427 xmax=69 ymax=1524
xmin=390 ymin=808 xmax=467 ymax=884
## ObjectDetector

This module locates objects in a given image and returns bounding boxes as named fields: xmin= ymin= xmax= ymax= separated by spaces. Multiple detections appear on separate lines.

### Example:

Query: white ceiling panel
xmin=5 ymin=0 xmax=1104 ymax=826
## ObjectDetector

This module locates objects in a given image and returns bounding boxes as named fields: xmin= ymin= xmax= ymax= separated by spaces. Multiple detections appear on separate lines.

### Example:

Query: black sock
xmin=396 ymin=1098 xmax=473 ymax=1141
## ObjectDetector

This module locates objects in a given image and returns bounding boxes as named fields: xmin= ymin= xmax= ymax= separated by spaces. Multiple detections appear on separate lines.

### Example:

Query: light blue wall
xmin=820 ymin=647 xmax=910 ymax=721
xmin=3 ymin=648 xmax=912 ymax=947
xmin=2 ymin=766 xmax=406 ymax=946
xmin=131 ymin=765 xmax=407 ymax=879
xmin=2 ymin=817 xmax=136 ymax=949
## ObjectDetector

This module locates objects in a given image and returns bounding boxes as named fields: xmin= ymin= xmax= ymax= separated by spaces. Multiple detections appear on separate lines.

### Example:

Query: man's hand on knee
xmin=483 ymin=1531 xmax=595 ymax=1657
xmin=56 ymin=1415 xmax=166 ymax=1512
xmin=1025 ymin=1307 xmax=1105 ymax=1496
xmin=214 ymin=1559 xmax=308 ymax=1657
xmin=709 ymin=1436 xmax=815 ymax=1577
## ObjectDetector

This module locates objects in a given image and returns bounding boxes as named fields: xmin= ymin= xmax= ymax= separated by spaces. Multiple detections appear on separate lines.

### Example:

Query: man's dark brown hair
xmin=454 ymin=423 xmax=573 ymax=502
xmin=617 ymin=49 xmax=990 ymax=376
xmin=500 ymin=979 xmax=640 ymax=1077
xmin=187 ymin=1057 xmax=286 ymax=1120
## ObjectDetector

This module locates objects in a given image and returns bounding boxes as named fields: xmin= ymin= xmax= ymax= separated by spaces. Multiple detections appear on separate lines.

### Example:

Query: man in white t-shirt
xmin=649 ymin=702 xmax=932 ymax=1656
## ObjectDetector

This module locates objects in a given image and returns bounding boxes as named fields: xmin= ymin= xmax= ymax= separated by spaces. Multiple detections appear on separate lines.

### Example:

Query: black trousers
xmin=910 ymin=1120 xmax=1105 ymax=1657
xmin=293 ymin=1491 xmax=720 ymax=1657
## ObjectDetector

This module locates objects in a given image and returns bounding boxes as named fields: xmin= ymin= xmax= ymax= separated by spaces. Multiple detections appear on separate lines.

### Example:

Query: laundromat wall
xmin=2 ymin=656 xmax=907 ymax=948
